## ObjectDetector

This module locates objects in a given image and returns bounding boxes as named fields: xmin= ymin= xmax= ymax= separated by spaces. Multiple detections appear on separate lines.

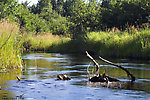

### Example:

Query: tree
xmin=63 ymin=0 xmax=75 ymax=16
xmin=51 ymin=0 xmax=57 ymax=10
xmin=68 ymin=0 xmax=89 ymax=37
xmin=57 ymin=0 xmax=64 ymax=15
xmin=36 ymin=0 xmax=53 ymax=14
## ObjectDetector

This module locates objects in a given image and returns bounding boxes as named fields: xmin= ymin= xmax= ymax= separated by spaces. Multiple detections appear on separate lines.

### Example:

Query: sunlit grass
xmin=85 ymin=29 xmax=150 ymax=58
xmin=22 ymin=25 xmax=150 ymax=59
xmin=23 ymin=32 xmax=71 ymax=52
xmin=0 ymin=20 xmax=23 ymax=72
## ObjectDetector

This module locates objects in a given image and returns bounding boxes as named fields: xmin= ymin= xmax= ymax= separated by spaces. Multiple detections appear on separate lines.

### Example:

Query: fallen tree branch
xmin=86 ymin=51 xmax=119 ymax=82
xmin=86 ymin=51 xmax=99 ymax=75
xmin=99 ymin=56 xmax=135 ymax=82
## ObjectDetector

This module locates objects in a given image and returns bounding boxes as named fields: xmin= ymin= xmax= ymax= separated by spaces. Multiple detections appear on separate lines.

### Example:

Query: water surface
xmin=0 ymin=53 xmax=150 ymax=100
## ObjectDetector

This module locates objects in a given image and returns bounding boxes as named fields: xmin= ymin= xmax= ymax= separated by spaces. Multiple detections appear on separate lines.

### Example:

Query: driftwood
xmin=86 ymin=51 xmax=99 ymax=75
xmin=89 ymin=73 xmax=119 ymax=82
xmin=86 ymin=51 xmax=119 ymax=82
xmin=57 ymin=74 xmax=71 ymax=80
xmin=99 ymin=56 xmax=135 ymax=82
xmin=16 ymin=76 xmax=21 ymax=81
xmin=86 ymin=51 xmax=135 ymax=82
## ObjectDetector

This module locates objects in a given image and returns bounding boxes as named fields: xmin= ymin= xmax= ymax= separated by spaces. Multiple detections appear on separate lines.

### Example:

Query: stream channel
xmin=0 ymin=53 xmax=150 ymax=100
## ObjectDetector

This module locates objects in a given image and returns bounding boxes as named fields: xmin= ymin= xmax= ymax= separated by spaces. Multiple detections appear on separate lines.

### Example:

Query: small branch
xmin=86 ymin=51 xmax=99 ymax=75
xmin=99 ymin=56 xmax=135 ymax=82
xmin=16 ymin=76 xmax=21 ymax=81
xmin=87 ymin=62 xmax=91 ymax=79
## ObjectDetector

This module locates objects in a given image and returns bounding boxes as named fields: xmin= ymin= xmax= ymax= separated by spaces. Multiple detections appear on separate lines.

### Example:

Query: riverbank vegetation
xmin=85 ymin=28 xmax=150 ymax=59
xmin=24 ymin=27 xmax=150 ymax=59
xmin=0 ymin=21 xmax=22 ymax=72
xmin=0 ymin=0 xmax=149 ymax=71
xmin=23 ymin=33 xmax=71 ymax=52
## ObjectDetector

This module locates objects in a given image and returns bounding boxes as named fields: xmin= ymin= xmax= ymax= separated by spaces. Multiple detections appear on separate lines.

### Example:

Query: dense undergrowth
xmin=23 ymin=33 xmax=71 ymax=52
xmin=85 ymin=29 xmax=150 ymax=59
xmin=0 ymin=20 xmax=149 ymax=72
xmin=0 ymin=21 xmax=23 ymax=72
xmin=24 ymin=26 xmax=150 ymax=59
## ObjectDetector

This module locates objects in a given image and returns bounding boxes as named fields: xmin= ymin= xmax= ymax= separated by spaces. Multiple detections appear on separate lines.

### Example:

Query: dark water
xmin=0 ymin=53 xmax=150 ymax=100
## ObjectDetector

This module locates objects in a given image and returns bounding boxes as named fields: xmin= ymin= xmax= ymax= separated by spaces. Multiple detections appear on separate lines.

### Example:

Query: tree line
xmin=0 ymin=0 xmax=149 ymax=36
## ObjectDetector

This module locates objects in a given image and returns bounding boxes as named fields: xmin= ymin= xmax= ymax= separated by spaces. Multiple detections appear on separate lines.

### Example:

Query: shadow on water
xmin=0 ymin=53 xmax=150 ymax=100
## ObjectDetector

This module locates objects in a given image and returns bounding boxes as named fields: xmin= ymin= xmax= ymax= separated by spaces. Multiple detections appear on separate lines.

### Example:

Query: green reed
xmin=22 ymin=25 xmax=150 ymax=59
xmin=23 ymin=32 xmax=71 ymax=52
xmin=0 ymin=21 xmax=23 ymax=72
xmin=85 ymin=29 xmax=150 ymax=59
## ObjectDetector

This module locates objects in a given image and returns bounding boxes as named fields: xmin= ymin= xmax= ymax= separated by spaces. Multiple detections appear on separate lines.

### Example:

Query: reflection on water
xmin=0 ymin=53 xmax=150 ymax=100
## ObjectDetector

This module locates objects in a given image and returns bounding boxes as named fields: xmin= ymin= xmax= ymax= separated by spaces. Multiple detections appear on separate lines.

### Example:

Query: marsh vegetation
xmin=0 ymin=0 xmax=149 ymax=70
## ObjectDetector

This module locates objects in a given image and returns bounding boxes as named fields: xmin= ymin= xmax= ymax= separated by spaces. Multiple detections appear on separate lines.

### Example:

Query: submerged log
xmin=89 ymin=73 xmax=119 ymax=82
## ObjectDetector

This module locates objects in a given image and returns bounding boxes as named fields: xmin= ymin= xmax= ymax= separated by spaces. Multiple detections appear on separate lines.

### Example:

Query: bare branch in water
xmin=86 ymin=51 xmax=99 ymax=75
xmin=99 ymin=56 xmax=135 ymax=82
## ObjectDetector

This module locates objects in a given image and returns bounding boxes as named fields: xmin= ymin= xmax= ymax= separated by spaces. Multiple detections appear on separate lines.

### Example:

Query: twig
xmin=87 ymin=62 xmax=91 ymax=79
xmin=86 ymin=51 xmax=99 ymax=75
xmin=16 ymin=76 xmax=21 ymax=81
xmin=99 ymin=56 xmax=135 ymax=82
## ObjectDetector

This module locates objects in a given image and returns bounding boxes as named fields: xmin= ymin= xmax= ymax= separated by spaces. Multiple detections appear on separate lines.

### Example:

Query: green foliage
xmin=29 ymin=0 xmax=71 ymax=35
xmin=84 ymin=29 xmax=150 ymax=58
xmin=36 ymin=0 xmax=53 ymax=14
xmin=57 ymin=0 xmax=64 ymax=15
xmin=0 ymin=21 xmax=23 ymax=72
xmin=0 ymin=0 xmax=150 ymax=60
xmin=101 ymin=0 xmax=149 ymax=29
xmin=23 ymin=33 xmax=71 ymax=52
xmin=1 ymin=0 xmax=149 ymax=36
xmin=48 ymin=14 xmax=73 ymax=35
xmin=68 ymin=0 xmax=89 ymax=36
xmin=0 ymin=0 xmax=50 ymax=33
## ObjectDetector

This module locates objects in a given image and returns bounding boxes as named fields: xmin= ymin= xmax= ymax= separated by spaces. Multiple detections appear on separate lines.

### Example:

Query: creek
xmin=0 ymin=53 xmax=150 ymax=100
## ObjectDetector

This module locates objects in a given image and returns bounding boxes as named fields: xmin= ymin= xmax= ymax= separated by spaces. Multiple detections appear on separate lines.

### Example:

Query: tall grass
xmin=85 ymin=29 xmax=150 ymax=59
xmin=0 ymin=20 xmax=23 ymax=72
xmin=23 ymin=32 xmax=71 ymax=52
xmin=22 ymin=25 xmax=150 ymax=59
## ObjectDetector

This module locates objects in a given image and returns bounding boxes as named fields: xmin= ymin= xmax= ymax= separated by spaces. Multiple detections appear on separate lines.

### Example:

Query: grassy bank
xmin=0 ymin=21 xmax=149 ymax=73
xmin=23 ymin=28 xmax=150 ymax=59
xmin=85 ymin=29 xmax=150 ymax=59
xmin=0 ymin=21 xmax=23 ymax=72
xmin=23 ymin=33 xmax=71 ymax=52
